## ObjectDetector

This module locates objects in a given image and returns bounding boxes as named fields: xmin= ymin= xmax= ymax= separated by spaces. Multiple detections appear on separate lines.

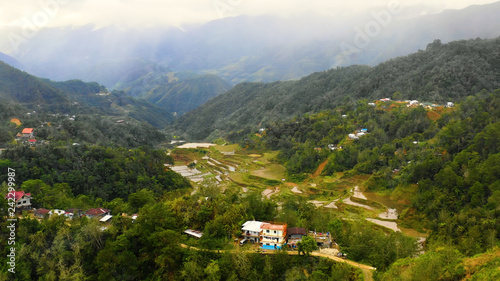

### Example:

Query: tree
xmin=297 ymin=235 xmax=318 ymax=256
xmin=392 ymin=92 xmax=403 ymax=101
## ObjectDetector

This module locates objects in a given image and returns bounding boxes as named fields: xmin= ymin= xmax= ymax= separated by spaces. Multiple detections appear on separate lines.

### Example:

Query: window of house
xmin=274 ymin=230 xmax=277 ymax=234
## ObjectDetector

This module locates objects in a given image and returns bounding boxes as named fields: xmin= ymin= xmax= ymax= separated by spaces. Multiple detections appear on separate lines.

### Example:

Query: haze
xmin=0 ymin=0 xmax=498 ymax=29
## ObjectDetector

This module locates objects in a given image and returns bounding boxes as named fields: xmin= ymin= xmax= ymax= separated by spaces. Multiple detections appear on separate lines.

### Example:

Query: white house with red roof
xmin=85 ymin=208 xmax=111 ymax=219
xmin=5 ymin=191 xmax=32 ymax=210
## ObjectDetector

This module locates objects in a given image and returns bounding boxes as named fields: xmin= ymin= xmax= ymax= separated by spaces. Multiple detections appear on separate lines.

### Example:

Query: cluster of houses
xmin=348 ymin=128 xmax=369 ymax=140
xmin=241 ymin=221 xmax=333 ymax=250
xmin=33 ymin=207 xmax=113 ymax=222
xmin=185 ymin=220 xmax=332 ymax=250
xmin=240 ymin=221 xmax=332 ymax=250
xmin=375 ymin=98 xmax=455 ymax=108
xmin=406 ymin=100 xmax=454 ymax=109
xmin=4 ymin=190 xmax=122 ymax=223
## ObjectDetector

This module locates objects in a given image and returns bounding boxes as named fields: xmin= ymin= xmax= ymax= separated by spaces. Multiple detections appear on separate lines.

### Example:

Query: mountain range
xmin=2 ymin=1 xmax=500 ymax=87
xmin=172 ymin=37 xmax=500 ymax=140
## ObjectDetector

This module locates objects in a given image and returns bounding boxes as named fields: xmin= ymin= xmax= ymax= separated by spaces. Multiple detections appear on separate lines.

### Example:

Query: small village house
xmin=287 ymin=227 xmax=307 ymax=249
xmin=85 ymin=208 xmax=111 ymax=219
xmin=65 ymin=208 xmax=84 ymax=219
xmin=5 ymin=191 xmax=32 ymax=211
xmin=242 ymin=221 xmax=268 ymax=244
xmin=408 ymin=100 xmax=419 ymax=107
xmin=260 ymin=222 xmax=287 ymax=250
xmin=33 ymin=208 xmax=50 ymax=219
xmin=348 ymin=134 xmax=358 ymax=140
xmin=312 ymin=231 xmax=333 ymax=249
xmin=22 ymin=128 xmax=34 ymax=138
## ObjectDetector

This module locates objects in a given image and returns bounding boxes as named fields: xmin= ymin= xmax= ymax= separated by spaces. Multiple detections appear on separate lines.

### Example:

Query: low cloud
xmin=0 ymin=0 xmax=497 ymax=29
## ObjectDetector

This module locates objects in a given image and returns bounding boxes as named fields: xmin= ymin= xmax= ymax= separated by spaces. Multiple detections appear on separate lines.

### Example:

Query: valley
xmin=1 ymin=7 xmax=500 ymax=277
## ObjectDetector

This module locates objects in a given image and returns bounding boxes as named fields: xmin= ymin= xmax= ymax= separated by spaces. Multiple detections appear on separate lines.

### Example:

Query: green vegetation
xmin=297 ymin=235 xmax=318 ymax=256
xmin=2 ymin=35 xmax=500 ymax=280
xmin=260 ymin=90 xmax=500 ymax=250
xmin=174 ymin=37 xmax=500 ymax=140
xmin=0 ymin=62 xmax=174 ymax=128
xmin=0 ymin=61 xmax=71 ymax=111
xmin=0 ymin=145 xmax=189 ymax=202
xmin=381 ymin=247 xmax=500 ymax=281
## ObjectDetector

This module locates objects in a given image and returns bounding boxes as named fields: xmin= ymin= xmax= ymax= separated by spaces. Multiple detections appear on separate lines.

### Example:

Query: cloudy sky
xmin=0 ymin=0 xmax=498 ymax=29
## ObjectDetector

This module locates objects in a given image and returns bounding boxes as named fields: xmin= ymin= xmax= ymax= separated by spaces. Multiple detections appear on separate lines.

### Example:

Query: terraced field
xmin=169 ymin=143 xmax=428 ymax=241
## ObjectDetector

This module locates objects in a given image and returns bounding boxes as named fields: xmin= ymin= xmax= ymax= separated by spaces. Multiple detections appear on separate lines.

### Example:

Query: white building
xmin=348 ymin=134 xmax=358 ymax=140
xmin=49 ymin=209 xmax=66 ymax=217
xmin=242 ymin=221 xmax=267 ymax=243
xmin=408 ymin=100 xmax=419 ymax=107
xmin=4 ymin=191 xmax=32 ymax=211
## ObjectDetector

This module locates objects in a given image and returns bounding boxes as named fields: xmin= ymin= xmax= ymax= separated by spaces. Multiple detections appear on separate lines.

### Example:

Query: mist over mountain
xmin=0 ymin=51 xmax=23 ymax=69
xmin=172 ymin=37 xmax=500 ymax=140
xmin=2 ymin=1 xmax=500 ymax=87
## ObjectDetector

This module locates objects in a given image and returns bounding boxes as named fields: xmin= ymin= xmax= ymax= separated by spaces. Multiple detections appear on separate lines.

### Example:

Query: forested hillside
xmin=0 ymin=62 xmax=175 ymax=128
xmin=173 ymin=37 xmax=500 ymax=140
xmin=243 ymin=89 xmax=500 ymax=278
xmin=0 ymin=61 xmax=71 ymax=111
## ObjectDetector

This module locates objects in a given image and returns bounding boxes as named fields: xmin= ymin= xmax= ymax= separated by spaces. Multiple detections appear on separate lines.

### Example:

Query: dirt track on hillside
xmin=312 ymin=160 xmax=329 ymax=178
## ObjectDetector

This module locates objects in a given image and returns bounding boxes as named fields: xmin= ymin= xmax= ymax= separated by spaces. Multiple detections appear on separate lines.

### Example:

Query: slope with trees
xmin=173 ymin=37 xmax=500 ymax=140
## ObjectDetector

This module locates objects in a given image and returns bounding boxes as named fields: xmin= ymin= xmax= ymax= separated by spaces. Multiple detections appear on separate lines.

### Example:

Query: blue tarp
xmin=261 ymin=245 xmax=282 ymax=250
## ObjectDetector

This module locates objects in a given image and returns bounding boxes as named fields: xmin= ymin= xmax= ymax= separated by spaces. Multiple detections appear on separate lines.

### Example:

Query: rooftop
xmin=287 ymin=227 xmax=307 ymax=236
xmin=261 ymin=223 xmax=287 ymax=231
xmin=34 ymin=208 xmax=50 ymax=215
xmin=99 ymin=215 xmax=113 ymax=222
xmin=85 ymin=208 xmax=110 ymax=216
xmin=4 ymin=191 xmax=31 ymax=202
xmin=242 ymin=221 xmax=267 ymax=232
xmin=184 ymin=229 xmax=203 ymax=238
